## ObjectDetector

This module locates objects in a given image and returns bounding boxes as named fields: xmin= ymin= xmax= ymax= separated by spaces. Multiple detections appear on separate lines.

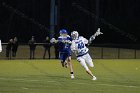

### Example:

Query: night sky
xmin=0 ymin=0 xmax=140 ymax=44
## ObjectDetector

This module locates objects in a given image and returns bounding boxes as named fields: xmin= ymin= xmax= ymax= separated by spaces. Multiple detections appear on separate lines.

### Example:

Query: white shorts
xmin=77 ymin=53 xmax=94 ymax=71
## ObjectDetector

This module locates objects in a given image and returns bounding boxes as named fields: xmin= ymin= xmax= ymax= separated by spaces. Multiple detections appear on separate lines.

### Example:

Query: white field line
xmin=0 ymin=77 xmax=57 ymax=83
xmin=71 ymin=82 xmax=140 ymax=89
xmin=0 ymin=78 xmax=40 ymax=82
xmin=97 ymin=83 xmax=139 ymax=88
xmin=0 ymin=77 xmax=59 ymax=90
xmin=0 ymin=78 xmax=140 ymax=89
xmin=22 ymin=87 xmax=29 ymax=90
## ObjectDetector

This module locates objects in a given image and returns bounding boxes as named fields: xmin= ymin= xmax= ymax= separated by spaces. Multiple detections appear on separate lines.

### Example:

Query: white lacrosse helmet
xmin=71 ymin=31 xmax=79 ymax=40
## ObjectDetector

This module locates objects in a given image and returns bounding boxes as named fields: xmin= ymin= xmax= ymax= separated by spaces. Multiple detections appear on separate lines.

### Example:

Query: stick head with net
xmin=95 ymin=28 xmax=103 ymax=36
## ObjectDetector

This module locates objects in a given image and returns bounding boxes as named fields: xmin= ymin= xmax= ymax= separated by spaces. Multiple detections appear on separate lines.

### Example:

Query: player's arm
xmin=88 ymin=28 xmax=103 ymax=45
xmin=64 ymin=40 xmax=72 ymax=44
xmin=50 ymin=38 xmax=59 ymax=43
xmin=50 ymin=37 xmax=72 ymax=44
xmin=64 ymin=36 xmax=72 ymax=44
xmin=83 ymin=37 xmax=89 ymax=44
xmin=71 ymin=41 xmax=78 ymax=56
xmin=0 ymin=40 xmax=2 ymax=52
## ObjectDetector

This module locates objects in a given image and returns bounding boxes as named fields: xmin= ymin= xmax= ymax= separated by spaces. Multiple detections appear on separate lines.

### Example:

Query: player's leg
xmin=48 ymin=48 xmax=51 ymax=59
xmin=77 ymin=57 xmax=96 ymax=80
xmin=29 ymin=49 xmax=31 ymax=59
xmin=59 ymin=52 xmax=65 ymax=67
xmin=59 ymin=52 xmax=74 ymax=79
xmin=77 ymin=57 xmax=92 ymax=76
xmin=6 ymin=49 xmax=9 ymax=57
xmin=67 ymin=56 xmax=74 ymax=79
xmin=43 ymin=48 xmax=46 ymax=59
xmin=63 ymin=54 xmax=68 ymax=68
xmin=85 ymin=53 xmax=94 ymax=67
xmin=84 ymin=54 xmax=97 ymax=80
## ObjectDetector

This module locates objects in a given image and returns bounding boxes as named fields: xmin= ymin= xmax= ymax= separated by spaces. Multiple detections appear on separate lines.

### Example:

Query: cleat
xmin=71 ymin=75 xmax=75 ymax=79
xmin=64 ymin=62 xmax=68 ymax=68
xmin=61 ymin=62 xmax=65 ymax=67
xmin=92 ymin=76 xmax=97 ymax=81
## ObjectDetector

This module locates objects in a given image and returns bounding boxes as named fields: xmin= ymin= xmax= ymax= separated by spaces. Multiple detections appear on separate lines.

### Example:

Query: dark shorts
xmin=59 ymin=52 xmax=71 ymax=62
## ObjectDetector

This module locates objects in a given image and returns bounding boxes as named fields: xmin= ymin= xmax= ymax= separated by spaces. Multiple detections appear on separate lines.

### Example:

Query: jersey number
xmin=78 ymin=42 xmax=84 ymax=49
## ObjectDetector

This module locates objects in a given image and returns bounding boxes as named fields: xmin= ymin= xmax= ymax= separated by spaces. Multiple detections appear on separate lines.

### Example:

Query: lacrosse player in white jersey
xmin=71 ymin=28 xmax=103 ymax=80
xmin=0 ymin=40 xmax=2 ymax=52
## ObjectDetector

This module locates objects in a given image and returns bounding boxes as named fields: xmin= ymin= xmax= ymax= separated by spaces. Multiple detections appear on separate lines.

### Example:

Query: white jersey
xmin=71 ymin=36 xmax=89 ymax=57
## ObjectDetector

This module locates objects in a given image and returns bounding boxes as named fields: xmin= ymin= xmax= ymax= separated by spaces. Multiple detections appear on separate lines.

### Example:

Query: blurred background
xmin=0 ymin=0 xmax=140 ymax=43
xmin=0 ymin=0 xmax=140 ymax=59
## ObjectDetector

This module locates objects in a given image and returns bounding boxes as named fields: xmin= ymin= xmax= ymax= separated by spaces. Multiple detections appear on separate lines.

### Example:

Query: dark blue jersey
xmin=57 ymin=35 xmax=72 ymax=53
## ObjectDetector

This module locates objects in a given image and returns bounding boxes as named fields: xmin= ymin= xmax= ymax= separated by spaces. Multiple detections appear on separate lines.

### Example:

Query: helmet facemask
xmin=71 ymin=31 xmax=79 ymax=40
xmin=59 ymin=29 xmax=68 ymax=37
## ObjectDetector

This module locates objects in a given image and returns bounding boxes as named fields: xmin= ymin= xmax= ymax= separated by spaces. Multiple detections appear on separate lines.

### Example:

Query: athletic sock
xmin=70 ymin=72 xmax=74 ymax=76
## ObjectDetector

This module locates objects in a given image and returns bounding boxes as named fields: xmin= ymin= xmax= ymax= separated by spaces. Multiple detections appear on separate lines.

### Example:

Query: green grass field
xmin=0 ymin=59 xmax=140 ymax=93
